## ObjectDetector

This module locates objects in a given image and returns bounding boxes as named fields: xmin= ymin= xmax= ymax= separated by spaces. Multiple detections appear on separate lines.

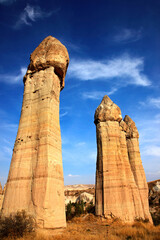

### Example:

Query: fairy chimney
xmin=95 ymin=95 xmax=152 ymax=223
xmin=2 ymin=36 xmax=69 ymax=230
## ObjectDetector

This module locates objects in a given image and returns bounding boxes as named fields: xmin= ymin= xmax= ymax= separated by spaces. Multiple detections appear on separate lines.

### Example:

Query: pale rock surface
xmin=0 ymin=195 xmax=4 ymax=211
xmin=64 ymin=184 xmax=95 ymax=191
xmin=2 ymin=36 xmax=69 ymax=230
xmin=95 ymin=95 xmax=152 ymax=223
xmin=0 ymin=182 xmax=4 ymax=210
xmin=65 ymin=196 xmax=77 ymax=205
xmin=124 ymin=115 xmax=152 ymax=222
xmin=76 ymin=192 xmax=94 ymax=204
xmin=153 ymin=181 xmax=160 ymax=193
xmin=0 ymin=182 xmax=2 ymax=195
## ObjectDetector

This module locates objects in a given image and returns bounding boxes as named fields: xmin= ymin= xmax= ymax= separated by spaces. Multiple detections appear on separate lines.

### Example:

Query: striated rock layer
xmin=95 ymin=95 xmax=152 ymax=223
xmin=2 ymin=36 xmax=69 ymax=229
xmin=0 ymin=182 xmax=2 ymax=195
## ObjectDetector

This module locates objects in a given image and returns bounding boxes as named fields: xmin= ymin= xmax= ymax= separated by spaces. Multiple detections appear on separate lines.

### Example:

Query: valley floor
xmin=5 ymin=214 xmax=160 ymax=240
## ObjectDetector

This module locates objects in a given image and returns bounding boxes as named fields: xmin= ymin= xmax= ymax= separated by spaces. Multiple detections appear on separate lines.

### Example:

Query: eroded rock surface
xmin=0 ymin=182 xmax=2 ymax=195
xmin=0 ymin=182 xmax=4 ymax=210
xmin=95 ymin=95 xmax=152 ymax=223
xmin=2 ymin=36 xmax=69 ymax=229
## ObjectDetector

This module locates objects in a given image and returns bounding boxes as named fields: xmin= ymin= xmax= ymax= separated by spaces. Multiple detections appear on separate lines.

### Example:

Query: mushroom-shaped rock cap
xmin=28 ymin=36 xmax=69 ymax=90
xmin=94 ymin=95 xmax=122 ymax=124
xmin=124 ymin=115 xmax=139 ymax=138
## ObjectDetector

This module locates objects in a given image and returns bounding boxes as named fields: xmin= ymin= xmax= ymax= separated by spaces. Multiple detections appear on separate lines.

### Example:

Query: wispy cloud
xmin=82 ymin=88 xmax=117 ymax=100
xmin=68 ymin=174 xmax=80 ymax=177
xmin=0 ymin=0 xmax=16 ymax=5
xmin=60 ymin=111 xmax=68 ymax=118
xmin=0 ymin=67 xmax=26 ymax=84
xmin=142 ymin=146 xmax=160 ymax=157
xmin=68 ymin=54 xmax=151 ymax=87
xmin=14 ymin=4 xmax=52 ymax=29
xmin=0 ymin=123 xmax=18 ymax=130
xmin=137 ymin=115 xmax=160 ymax=166
xmin=75 ymin=142 xmax=86 ymax=147
xmin=146 ymin=171 xmax=160 ymax=182
xmin=113 ymin=28 xmax=142 ymax=43
xmin=3 ymin=146 xmax=12 ymax=155
xmin=140 ymin=97 xmax=160 ymax=109
xmin=148 ymin=97 xmax=160 ymax=109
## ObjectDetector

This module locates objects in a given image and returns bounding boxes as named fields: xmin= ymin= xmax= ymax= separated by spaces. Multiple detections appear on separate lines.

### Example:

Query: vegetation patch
xmin=0 ymin=210 xmax=35 ymax=239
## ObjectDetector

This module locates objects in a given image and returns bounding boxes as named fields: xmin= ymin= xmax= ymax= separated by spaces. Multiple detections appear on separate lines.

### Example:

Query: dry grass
xmin=3 ymin=214 xmax=160 ymax=240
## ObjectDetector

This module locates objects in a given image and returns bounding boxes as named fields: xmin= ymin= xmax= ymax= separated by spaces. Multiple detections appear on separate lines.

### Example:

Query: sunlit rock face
xmin=124 ymin=115 xmax=152 ymax=222
xmin=95 ymin=95 xmax=152 ymax=223
xmin=0 ymin=182 xmax=2 ymax=195
xmin=2 ymin=36 xmax=69 ymax=229
xmin=0 ymin=182 xmax=3 ymax=210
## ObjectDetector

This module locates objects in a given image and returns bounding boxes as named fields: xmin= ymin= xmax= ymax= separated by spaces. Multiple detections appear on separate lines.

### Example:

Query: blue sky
xmin=0 ymin=0 xmax=160 ymax=187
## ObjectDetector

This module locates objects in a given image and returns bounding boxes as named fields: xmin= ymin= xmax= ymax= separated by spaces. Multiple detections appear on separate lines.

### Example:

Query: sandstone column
xmin=95 ymin=95 xmax=152 ymax=222
xmin=2 ymin=36 xmax=69 ymax=229
xmin=124 ymin=115 xmax=152 ymax=222
xmin=0 ymin=182 xmax=2 ymax=195
xmin=0 ymin=182 xmax=4 ymax=211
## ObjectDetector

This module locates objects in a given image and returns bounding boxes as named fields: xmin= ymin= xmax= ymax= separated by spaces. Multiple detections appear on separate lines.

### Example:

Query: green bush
xmin=66 ymin=201 xmax=73 ymax=220
xmin=74 ymin=200 xmax=84 ymax=216
xmin=0 ymin=210 xmax=35 ymax=239
xmin=86 ymin=201 xmax=95 ymax=214
xmin=66 ymin=200 xmax=95 ymax=220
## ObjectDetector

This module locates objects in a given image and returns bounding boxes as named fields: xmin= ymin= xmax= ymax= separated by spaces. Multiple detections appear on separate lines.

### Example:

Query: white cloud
xmin=68 ymin=174 xmax=80 ymax=177
xmin=76 ymin=142 xmax=86 ymax=147
xmin=0 ymin=123 xmax=18 ymax=130
xmin=140 ymin=97 xmax=160 ymax=109
xmin=146 ymin=171 xmax=160 ymax=182
xmin=14 ymin=4 xmax=52 ymax=29
xmin=82 ymin=88 xmax=117 ymax=100
xmin=142 ymin=146 xmax=160 ymax=157
xmin=148 ymin=97 xmax=160 ymax=109
xmin=68 ymin=55 xmax=151 ymax=87
xmin=0 ymin=0 xmax=15 ymax=4
xmin=137 ymin=115 xmax=160 ymax=165
xmin=0 ymin=67 xmax=27 ymax=84
xmin=3 ymin=146 xmax=12 ymax=155
xmin=60 ymin=111 xmax=68 ymax=118
xmin=113 ymin=28 xmax=142 ymax=43
xmin=64 ymin=174 xmax=95 ymax=185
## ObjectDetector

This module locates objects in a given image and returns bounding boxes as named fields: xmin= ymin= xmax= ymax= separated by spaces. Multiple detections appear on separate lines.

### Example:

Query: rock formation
xmin=0 ymin=182 xmax=4 ymax=210
xmin=0 ymin=182 xmax=2 ymax=195
xmin=95 ymin=95 xmax=152 ymax=223
xmin=2 ymin=36 xmax=69 ymax=230
xmin=124 ymin=115 xmax=152 ymax=221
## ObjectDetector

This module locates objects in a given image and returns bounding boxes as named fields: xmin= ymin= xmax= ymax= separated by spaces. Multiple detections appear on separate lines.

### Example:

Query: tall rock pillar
xmin=0 ymin=182 xmax=2 ymax=195
xmin=2 ymin=36 xmax=69 ymax=229
xmin=95 ymin=95 xmax=152 ymax=222
xmin=124 ymin=115 xmax=152 ymax=222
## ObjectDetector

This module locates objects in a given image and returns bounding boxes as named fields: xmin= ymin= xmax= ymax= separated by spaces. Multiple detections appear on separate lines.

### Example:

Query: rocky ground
xmin=3 ymin=214 xmax=160 ymax=240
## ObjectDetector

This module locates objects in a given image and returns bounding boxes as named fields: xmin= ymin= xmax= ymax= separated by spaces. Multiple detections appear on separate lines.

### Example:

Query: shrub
xmin=151 ymin=212 xmax=160 ymax=226
xmin=66 ymin=201 xmax=73 ymax=220
xmin=0 ymin=210 xmax=35 ymax=239
xmin=74 ymin=201 xmax=84 ymax=216
xmin=86 ymin=201 xmax=95 ymax=214
xmin=66 ymin=201 xmax=85 ymax=220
